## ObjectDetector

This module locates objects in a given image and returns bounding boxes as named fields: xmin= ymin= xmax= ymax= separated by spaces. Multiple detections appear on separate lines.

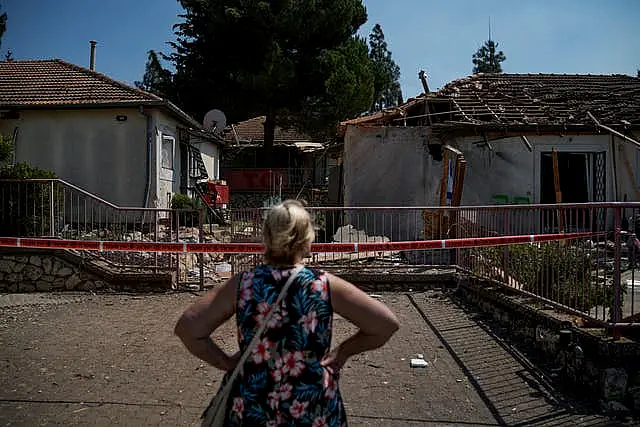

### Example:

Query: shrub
xmin=0 ymin=134 xmax=12 ymax=164
xmin=170 ymin=193 xmax=196 ymax=210
xmin=0 ymin=163 xmax=58 ymax=236
xmin=472 ymin=241 xmax=622 ymax=317
xmin=170 ymin=193 xmax=201 ymax=226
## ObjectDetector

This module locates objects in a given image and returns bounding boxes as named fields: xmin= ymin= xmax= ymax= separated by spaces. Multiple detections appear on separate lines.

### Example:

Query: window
xmin=161 ymin=136 xmax=174 ymax=170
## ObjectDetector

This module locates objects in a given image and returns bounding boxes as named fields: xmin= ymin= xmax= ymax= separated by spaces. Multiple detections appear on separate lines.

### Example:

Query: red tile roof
xmin=0 ymin=59 xmax=162 ymax=107
xmin=223 ymin=116 xmax=313 ymax=143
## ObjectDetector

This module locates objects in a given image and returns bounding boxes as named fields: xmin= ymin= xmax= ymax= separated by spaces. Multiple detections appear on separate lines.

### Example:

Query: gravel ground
xmin=0 ymin=291 xmax=627 ymax=426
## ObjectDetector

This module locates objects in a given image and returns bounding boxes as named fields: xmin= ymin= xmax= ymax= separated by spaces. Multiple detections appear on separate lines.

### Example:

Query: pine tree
xmin=0 ymin=12 xmax=6 ymax=51
xmin=169 ymin=0 xmax=374 ymax=165
xmin=368 ymin=24 xmax=402 ymax=111
xmin=472 ymin=39 xmax=506 ymax=74
xmin=135 ymin=50 xmax=174 ymax=100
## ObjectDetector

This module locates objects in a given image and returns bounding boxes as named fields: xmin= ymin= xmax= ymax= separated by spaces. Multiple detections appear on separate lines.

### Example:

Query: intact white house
xmin=0 ymin=59 xmax=223 ymax=208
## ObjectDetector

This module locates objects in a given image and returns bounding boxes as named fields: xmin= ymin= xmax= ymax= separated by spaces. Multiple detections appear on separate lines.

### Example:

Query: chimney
xmin=89 ymin=40 xmax=97 ymax=71
xmin=418 ymin=70 xmax=430 ymax=94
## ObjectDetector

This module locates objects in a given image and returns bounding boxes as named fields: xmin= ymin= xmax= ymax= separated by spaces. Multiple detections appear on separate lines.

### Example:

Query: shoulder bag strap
xmin=220 ymin=265 xmax=304 ymax=387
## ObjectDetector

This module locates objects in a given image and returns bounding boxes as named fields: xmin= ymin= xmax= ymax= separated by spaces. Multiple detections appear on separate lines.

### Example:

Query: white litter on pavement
xmin=410 ymin=358 xmax=429 ymax=368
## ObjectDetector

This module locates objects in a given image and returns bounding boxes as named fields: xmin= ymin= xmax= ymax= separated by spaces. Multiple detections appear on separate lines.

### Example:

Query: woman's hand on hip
xmin=320 ymin=347 xmax=347 ymax=374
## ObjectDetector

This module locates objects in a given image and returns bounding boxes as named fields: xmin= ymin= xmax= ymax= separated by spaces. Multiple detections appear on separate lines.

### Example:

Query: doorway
xmin=540 ymin=151 xmax=606 ymax=230
xmin=541 ymin=152 xmax=589 ymax=204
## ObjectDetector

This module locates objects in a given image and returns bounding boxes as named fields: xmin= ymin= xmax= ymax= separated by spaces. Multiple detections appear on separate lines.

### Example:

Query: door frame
xmin=533 ymin=144 xmax=611 ymax=204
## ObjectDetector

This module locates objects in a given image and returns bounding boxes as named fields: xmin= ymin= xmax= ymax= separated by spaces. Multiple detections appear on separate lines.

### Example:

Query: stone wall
xmin=0 ymin=254 xmax=106 ymax=292
xmin=458 ymin=276 xmax=640 ymax=416
xmin=0 ymin=250 xmax=173 ymax=293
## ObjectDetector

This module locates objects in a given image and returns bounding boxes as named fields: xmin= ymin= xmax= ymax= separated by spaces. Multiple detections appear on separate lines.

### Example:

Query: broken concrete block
xmin=410 ymin=359 xmax=429 ymax=368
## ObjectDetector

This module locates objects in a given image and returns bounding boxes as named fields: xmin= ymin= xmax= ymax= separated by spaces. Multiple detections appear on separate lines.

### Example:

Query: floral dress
xmin=219 ymin=264 xmax=347 ymax=426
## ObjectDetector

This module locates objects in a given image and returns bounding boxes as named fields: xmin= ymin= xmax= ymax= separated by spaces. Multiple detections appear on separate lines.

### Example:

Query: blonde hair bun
xmin=263 ymin=200 xmax=315 ymax=265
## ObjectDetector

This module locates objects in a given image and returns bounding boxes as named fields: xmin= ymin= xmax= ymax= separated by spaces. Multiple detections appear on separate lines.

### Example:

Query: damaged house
xmin=335 ymin=73 xmax=640 ymax=238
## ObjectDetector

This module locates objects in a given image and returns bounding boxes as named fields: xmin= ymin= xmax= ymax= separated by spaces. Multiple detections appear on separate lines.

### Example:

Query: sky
xmin=3 ymin=0 xmax=640 ymax=102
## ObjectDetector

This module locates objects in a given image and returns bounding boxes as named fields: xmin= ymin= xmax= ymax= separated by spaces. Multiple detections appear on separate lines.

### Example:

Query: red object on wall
xmin=225 ymin=169 xmax=288 ymax=191
xmin=200 ymin=181 xmax=229 ymax=207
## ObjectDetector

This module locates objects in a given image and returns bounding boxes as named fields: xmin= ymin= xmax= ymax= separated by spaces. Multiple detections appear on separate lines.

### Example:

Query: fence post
xmin=199 ymin=208 xmax=204 ymax=291
xmin=612 ymin=206 xmax=622 ymax=340
xmin=49 ymin=181 xmax=55 ymax=237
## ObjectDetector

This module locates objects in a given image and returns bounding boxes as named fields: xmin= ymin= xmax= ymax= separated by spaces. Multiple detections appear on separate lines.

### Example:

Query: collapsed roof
xmin=339 ymin=73 xmax=640 ymax=138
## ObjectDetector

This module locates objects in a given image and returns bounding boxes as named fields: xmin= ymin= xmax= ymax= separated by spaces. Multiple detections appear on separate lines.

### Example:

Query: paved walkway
xmin=0 ymin=291 xmax=628 ymax=426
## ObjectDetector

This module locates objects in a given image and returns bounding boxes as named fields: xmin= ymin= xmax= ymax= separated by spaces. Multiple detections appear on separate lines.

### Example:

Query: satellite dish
xmin=203 ymin=109 xmax=227 ymax=135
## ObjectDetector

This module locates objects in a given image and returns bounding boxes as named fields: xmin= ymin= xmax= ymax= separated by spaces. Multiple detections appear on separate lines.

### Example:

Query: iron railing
xmin=0 ymin=179 xmax=203 ymax=288
xmin=1 ymin=181 xmax=638 ymax=330
xmin=222 ymin=204 xmax=639 ymax=327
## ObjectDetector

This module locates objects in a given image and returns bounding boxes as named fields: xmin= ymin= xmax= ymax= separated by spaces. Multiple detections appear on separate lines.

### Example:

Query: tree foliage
xmin=368 ymin=24 xmax=402 ymax=111
xmin=0 ymin=134 xmax=12 ymax=164
xmin=472 ymin=40 xmax=506 ymax=74
xmin=167 ymin=0 xmax=374 ymax=164
xmin=135 ymin=50 xmax=175 ymax=99
xmin=0 ymin=12 xmax=6 ymax=52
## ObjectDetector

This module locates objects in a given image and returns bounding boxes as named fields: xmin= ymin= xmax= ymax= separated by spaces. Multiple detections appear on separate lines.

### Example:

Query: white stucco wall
xmin=455 ymin=134 xmax=614 ymax=205
xmin=343 ymin=126 xmax=624 ymax=207
xmin=193 ymin=140 xmax=220 ymax=180
xmin=618 ymin=132 xmax=640 ymax=202
xmin=152 ymin=110 xmax=183 ymax=210
xmin=342 ymin=125 xmax=636 ymax=237
xmin=0 ymin=108 xmax=148 ymax=206
xmin=343 ymin=126 xmax=441 ymax=240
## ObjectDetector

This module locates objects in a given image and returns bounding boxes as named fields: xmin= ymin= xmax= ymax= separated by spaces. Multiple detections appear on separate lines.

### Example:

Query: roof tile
xmin=224 ymin=116 xmax=312 ymax=143
xmin=0 ymin=59 xmax=162 ymax=108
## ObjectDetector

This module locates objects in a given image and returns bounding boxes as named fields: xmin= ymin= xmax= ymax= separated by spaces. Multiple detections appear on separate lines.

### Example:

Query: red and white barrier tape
xmin=0 ymin=232 xmax=597 ymax=254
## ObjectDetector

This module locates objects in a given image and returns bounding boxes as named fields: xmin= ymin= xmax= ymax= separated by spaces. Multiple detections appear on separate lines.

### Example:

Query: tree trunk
xmin=263 ymin=114 xmax=276 ymax=168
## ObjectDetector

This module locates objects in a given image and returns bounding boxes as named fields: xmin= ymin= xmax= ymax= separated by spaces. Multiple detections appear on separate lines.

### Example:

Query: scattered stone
xmin=42 ymin=258 xmax=53 ymax=274
xmin=53 ymin=278 xmax=66 ymax=290
xmin=35 ymin=282 xmax=52 ymax=292
xmin=12 ymin=261 xmax=26 ymax=273
xmin=19 ymin=283 xmax=36 ymax=292
xmin=23 ymin=265 xmax=43 ymax=281
xmin=65 ymin=274 xmax=83 ymax=290
xmin=0 ymin=260 xmax=15 ymax=273
xmin=51 ymin=260 xmax=62 ymax=275
xmin=57 ymin=267 xmax=73 ymax=278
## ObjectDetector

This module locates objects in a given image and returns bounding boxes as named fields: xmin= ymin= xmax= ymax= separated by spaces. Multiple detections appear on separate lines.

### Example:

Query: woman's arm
xmin=174 ymin=274 xmax=240 ymax=371
xmin=321 ymin=273 xmax=400 ymax=372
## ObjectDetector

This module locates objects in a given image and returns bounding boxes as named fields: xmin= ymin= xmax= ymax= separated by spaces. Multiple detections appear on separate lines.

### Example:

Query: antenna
xmin=488 ymin=16 xmax=492 ymax=42
xmin=203 ymin=109 xmax=227 ymax=135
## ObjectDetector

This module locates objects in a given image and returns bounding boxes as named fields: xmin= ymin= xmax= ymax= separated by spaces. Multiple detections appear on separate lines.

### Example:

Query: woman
xmin=175 ymin=200 xmax=400 ymax=426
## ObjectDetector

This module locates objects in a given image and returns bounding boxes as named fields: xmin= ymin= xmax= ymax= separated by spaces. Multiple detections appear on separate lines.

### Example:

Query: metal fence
xmin=0 ymin=179 xmax=203 ymax=288
xmin=1 ymin=180 xmax=638 ymax=329
xmin=220 ymin=204 xmax=638 ymax=327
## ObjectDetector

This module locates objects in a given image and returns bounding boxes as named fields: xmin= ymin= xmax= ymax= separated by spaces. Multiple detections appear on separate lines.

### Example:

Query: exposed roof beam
xmin=587 ymin=111 xmax=640 ymax=149
xmin=520 ymin=135 xmax=533 ymax=152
